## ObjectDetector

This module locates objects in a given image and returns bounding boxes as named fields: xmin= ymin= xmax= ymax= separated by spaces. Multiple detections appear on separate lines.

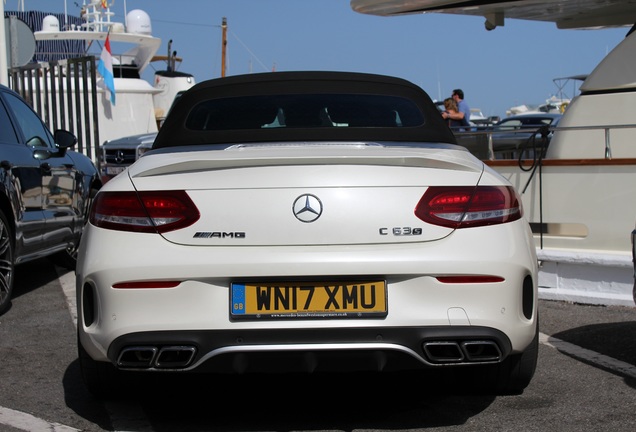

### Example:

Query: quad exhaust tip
xmin=423 ymin=340 xmax=502 ymax=364
xmin=116 ymin=340 xmax=502 ymax=370
xmin=117 ymin=346 xmax=197 ymax=369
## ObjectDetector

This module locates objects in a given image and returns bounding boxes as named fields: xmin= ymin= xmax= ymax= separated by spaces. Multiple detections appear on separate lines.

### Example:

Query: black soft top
xmin=153 ymin=71 xmax=456 ymax=149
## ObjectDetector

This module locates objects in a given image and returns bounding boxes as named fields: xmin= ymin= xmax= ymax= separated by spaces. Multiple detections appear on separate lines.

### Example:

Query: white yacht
xmin=7 ymin=1 xmax=195 ymax=158
xmin=351 ymin=0 xmax=636 ymax=307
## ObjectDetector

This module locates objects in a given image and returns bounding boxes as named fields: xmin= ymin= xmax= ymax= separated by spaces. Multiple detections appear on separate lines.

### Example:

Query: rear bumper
xmin=77 ymin=219 xmax=539 ymax=371
xmin=106 ymin=325 xmax=514 ymax=373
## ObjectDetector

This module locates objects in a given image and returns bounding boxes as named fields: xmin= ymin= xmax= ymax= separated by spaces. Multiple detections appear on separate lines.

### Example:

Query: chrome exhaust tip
xmin=155 ymin=346 xmax=197 ymax=369
xmin=461 ymin=341 xmax=502 ymax=362
xmin=117 ymin=346 xmax=158 ymax=368
xmin=423 ymin=341 xmax=464 ymax=363
xmin=423 ymin=340 xmax=502 ymax=364
xmin=116 ymin=345 xmax=197 ymax=369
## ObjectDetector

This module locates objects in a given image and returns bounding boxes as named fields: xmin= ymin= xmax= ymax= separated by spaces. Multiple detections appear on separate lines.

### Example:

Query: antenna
xmin=221 ymin=17 xmax=227 ymax=77
xmin=436 ymin=61 xmax=442 ymax=101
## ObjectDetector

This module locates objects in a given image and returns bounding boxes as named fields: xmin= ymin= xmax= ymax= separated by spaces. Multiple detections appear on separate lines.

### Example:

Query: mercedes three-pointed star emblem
xmin=292 ymin=194 xmax=323 ymax=223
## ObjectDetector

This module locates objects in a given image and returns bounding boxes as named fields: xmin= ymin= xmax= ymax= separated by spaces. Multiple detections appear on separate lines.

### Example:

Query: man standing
xmin=443 ymin=89 xmax=471 ymax=131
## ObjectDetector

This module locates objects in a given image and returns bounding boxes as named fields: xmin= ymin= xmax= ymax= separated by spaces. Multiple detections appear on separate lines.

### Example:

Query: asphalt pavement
xmin=0 ymin=258 xmax=635 ymax=432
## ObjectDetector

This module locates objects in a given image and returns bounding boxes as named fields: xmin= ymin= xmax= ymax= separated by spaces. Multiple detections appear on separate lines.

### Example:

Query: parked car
xmin=97 ymin=132 xmax=156 ymax=183
xmin=97 ymin=91 xmax=186 ymax=183
xmin=0 ymin=84 xmax=101 ymax=314
xmin=76 ymin=71 xmax=539 ymax=398
xmin=489 ymin=113 xmax=562 ymax=158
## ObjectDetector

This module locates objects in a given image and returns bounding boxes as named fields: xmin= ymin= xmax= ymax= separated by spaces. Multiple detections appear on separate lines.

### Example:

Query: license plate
xmin=106 ymin=166 xmax=126 ymax=175
xmin=230 ymin=281 xmax=387 ymax=320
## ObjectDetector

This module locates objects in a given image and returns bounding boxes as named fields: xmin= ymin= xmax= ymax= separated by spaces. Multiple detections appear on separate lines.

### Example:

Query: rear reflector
xmin=436 ymin=276 xmax=505 ymax=283
xmin=113 ymin=281 xmax=182 ymax=289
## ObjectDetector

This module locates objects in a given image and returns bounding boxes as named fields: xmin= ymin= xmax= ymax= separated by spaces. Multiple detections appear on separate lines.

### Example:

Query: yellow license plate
xmin=230 ymin=281 xmax=387 ymax=319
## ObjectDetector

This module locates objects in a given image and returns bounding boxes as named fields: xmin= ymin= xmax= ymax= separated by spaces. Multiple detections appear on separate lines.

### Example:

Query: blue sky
xmin=13 ymin=0 xmax=628 ymax=117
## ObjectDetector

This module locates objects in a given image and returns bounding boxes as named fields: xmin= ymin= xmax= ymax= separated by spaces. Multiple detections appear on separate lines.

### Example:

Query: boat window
xmin=497 ymin=120 xmax=522 ymax=131
xmin=496 ymin=117 xmax=557 ymax=131
xmin=185 ymin=94 xmax=424 ymax=131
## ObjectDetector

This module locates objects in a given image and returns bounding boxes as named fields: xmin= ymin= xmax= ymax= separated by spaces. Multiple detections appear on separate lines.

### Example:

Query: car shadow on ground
xmin=552 ymin=323 xmax=636 ymax=389
xmin=0 ymin=258 xmax=68 ymax=316
xmin=63 ymin=363 xmax=498 ymax=431
xmin=12 ymin=258 xmax=67 ymax=299
xmin=62 ymin=361 xmax=114 ymax=431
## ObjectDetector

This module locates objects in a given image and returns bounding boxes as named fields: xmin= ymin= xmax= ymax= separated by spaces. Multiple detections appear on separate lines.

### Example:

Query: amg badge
xmin=193 ymin=232 xmax=246 ymax=239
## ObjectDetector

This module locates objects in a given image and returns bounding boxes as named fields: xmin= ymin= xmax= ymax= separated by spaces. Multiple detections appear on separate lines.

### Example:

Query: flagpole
xmin=221 ymin=17 xmax=227 ymax=77
xmin=0 ymin=1 xmax=8 ymax=86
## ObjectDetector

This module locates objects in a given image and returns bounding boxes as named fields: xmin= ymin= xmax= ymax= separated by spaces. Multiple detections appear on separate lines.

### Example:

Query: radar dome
xmin=42 ymin=15 xmax=60 ymax=32
xmin=111 ymin=22 xmax=125 ymax=33
xmin=126 ymin=9 xmax=152 ymax=35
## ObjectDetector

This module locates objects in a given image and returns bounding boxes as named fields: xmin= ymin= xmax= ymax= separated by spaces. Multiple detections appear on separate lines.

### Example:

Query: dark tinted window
xmin=185 ymin=94 xmax=425 ymax=131
xmin=496 ymin=116 xmax=560 ymax=130
xmin=0 ymin=98 xmax=19 ymax=144
xmin=2 ymin=92 xmax=54 ymax=148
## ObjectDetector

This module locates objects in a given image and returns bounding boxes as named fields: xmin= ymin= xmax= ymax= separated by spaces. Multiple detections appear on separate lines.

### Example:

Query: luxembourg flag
xmin=97 ymin=34 xmax=116 ymax=105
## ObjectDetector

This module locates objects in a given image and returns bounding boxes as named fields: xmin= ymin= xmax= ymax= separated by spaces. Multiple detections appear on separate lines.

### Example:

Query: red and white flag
xmin=97 ymin=34 xmax=116 ymax=105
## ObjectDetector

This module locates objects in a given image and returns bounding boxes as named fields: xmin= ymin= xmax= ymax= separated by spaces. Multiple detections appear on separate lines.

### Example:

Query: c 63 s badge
xmin=379 ymin=227 xmax=423 ymax=236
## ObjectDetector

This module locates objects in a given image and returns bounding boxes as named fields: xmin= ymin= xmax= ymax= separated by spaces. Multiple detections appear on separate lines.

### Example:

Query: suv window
xmin=0 ymin=98 xmax=19 ymax=144
xmin=2 ymin=92 xmax=54 ymax=148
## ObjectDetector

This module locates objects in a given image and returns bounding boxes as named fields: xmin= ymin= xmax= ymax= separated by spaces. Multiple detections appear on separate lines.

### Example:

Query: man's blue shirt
xmin=458 ymin=100 xmax=471 ymax=130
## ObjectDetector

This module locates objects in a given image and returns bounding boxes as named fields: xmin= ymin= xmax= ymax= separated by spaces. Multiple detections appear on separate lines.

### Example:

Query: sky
xmin=10 ymin=0 xmax=629 ymax=118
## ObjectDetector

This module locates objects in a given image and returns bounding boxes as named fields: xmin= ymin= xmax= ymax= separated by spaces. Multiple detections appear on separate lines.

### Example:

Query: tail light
xmin=90 ymin=191 xmax=200 ymax=233
xmin=415 ymin=186 xmax=522 ymax=228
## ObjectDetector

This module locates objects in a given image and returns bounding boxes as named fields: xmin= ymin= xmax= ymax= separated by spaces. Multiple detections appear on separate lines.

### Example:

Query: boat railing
xmin=453 ymin=123 xmax=636 ymax=161
xmin=79 ymin=1 xmax=117 ymax=33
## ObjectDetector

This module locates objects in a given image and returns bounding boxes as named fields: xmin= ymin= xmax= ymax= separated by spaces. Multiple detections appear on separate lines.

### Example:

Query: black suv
xmin=0 ymin=84 xmax=101 ymax=314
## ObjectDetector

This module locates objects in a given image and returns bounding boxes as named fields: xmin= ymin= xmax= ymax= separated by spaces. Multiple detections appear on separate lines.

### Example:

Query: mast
xmin=0 ymin=1 xmax=7 ymax=85
xmin=167 ymin=39 xmax=173 ymax=72
xmin=221 ymin=17 xmax=227 ymax=77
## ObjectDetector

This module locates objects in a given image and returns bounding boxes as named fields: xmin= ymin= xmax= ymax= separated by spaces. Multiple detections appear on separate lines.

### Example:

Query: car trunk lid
xmin=126 ymin=142 xmax=485 ymax=246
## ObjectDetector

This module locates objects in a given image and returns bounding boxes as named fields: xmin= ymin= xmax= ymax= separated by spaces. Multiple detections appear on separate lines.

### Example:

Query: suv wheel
xmin=0 ymin=210 xmax=15 ymax=315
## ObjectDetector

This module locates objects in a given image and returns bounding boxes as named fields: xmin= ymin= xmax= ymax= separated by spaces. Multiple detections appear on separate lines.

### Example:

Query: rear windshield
xmin=185 ymin=94 xmax=425 ymax=131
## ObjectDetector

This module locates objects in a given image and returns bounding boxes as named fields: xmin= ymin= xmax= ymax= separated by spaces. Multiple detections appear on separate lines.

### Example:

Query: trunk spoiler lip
xmin=130 ymin=141 xmax=484 ymax=179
